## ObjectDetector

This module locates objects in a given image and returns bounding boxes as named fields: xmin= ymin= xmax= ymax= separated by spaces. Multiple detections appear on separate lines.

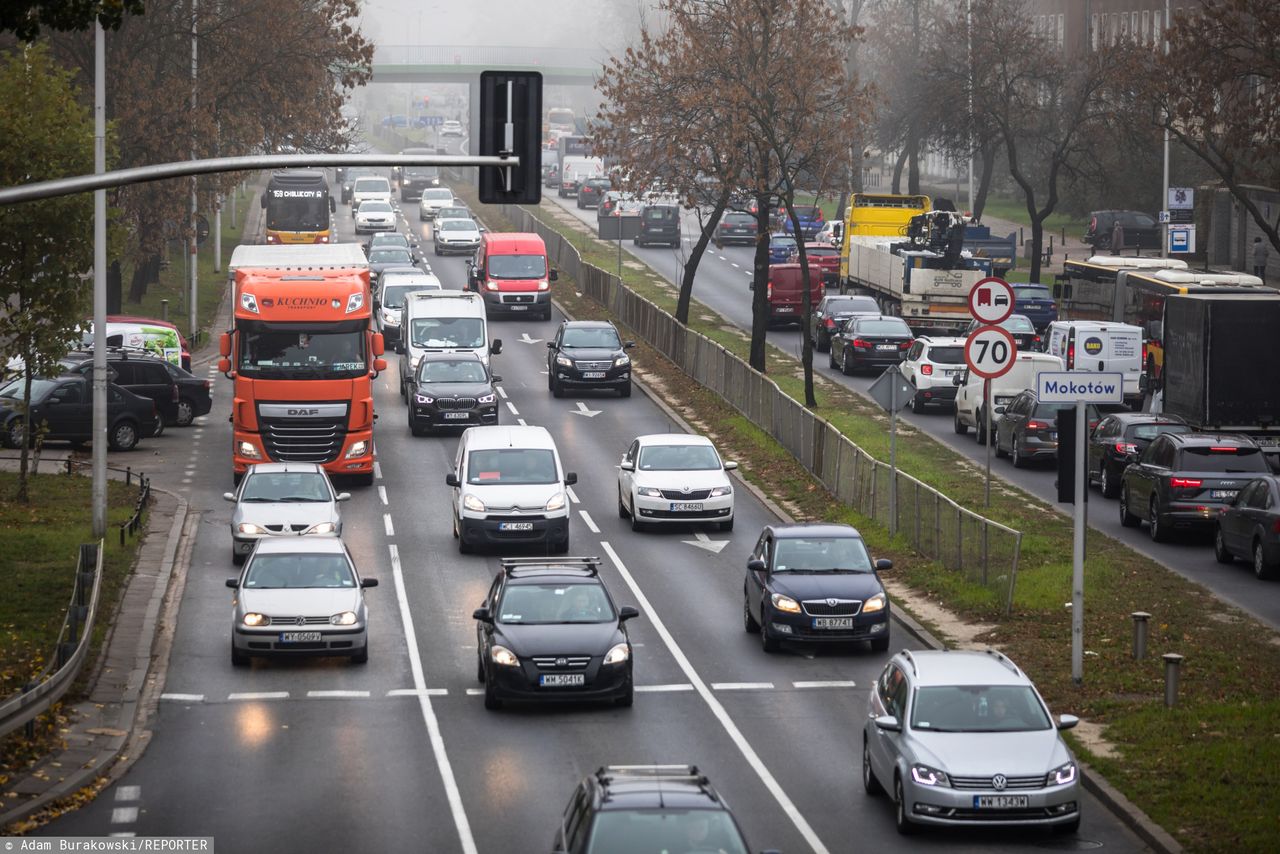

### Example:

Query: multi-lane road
xmin=31 ymin=196 xmax=1148 ymax=852
xmin=545 ymin=191 xmax=1280 ymax=631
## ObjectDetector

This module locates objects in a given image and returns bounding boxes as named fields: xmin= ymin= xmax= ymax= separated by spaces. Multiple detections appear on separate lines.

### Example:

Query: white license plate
xmin=509 ymin=305 xmax=529 ymax=311
xmin=1211 ymin=490 xmax=1238 ymax=500
xmin=540 ymin=673 xmax=586 ymax=687
xmin=813 ymin=617 xmax=854 ymax=629
xmin=974 ymin=795 xmax=1029 ymax=809
xmin=670 ymin=502 xmax=704 ymax=512
xmin=499 ymin=521 xmax=535 ymax=531
xmin=279 ymin=632 xmax=322 ymax=643
xmin=877 ymin=344 xmax=897 ymax=350
xmin=775 ymin=306 xmax=794 ymax=313
xmin=443 ymin=412 xmax=471 ymax=420
xmin=581 ymin=371 xmax=607 ymax=379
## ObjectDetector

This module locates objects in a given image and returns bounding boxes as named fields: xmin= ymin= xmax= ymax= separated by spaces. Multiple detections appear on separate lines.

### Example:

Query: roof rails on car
xmin=595 ymin=765 xmax=710 ymax=787
xmin=984 ymin=648 xmax=1022 ymax=677
xmin=500 ymin=556 xmax=601 ymax=576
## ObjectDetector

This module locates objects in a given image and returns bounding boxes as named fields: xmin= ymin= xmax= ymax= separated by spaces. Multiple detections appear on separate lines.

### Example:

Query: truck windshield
xmin=237 ymin=329 xmax=366 ymax=379
xmin=487 ymin=254 xmax=547 ymax=279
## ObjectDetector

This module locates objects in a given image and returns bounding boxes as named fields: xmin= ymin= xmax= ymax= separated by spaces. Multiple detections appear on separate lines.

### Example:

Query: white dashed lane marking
xmin=116 ymin=786 xmax=141 ymax=802
xmin=307 ymin=690 xmax=371 ymax=699
xmin=578 ymin=510 xmax=599 ymax=533
xmin=384 ymin=514 xmax=395 ymax=537
xmin=378 ymin=486 xmax=388 ymax=505
xmin=227 ymin=691 xmax=289 ymax=701
xmin=566 ymin=486 xmax=580 ymax=504
xmin=111 ymin=807 xmax=139 ymax=824
xmin=505 ymin=401 xmax=519 ymax=416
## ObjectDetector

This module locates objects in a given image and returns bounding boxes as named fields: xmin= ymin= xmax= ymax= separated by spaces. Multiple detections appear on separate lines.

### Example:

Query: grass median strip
xmin=455 ymin=184 xmax=1280 ymax=852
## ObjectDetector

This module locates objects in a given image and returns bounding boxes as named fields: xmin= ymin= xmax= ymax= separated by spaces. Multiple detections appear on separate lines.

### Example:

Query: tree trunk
xmin=677 ymin=191 xmax=729 ymax=325
xmin=107 ymin=258 xmax=123 ymax=314
xmin=891 ymin=148 xmax=908 ymax=194
xmin=15 ymin=369 xmax=32 ymax=504
xmin=127 ymin=253 xmax=160 ymax=303
xmin=972 ymin=144 xmax=997 ymax=221
xmin=784 ymin=193 xmax=818 ymax=408
xmin=907 ymin=0 xmax=922 ymax=196
xmin=1028 ymin=216 xmax=1044 ymax=284
xmin=750 ymin=187 xmax=771 ymax=373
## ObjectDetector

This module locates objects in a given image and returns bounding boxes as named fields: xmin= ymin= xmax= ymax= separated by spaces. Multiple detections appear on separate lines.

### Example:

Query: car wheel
xmin=434 ymin=245 xmax=442 ymax=256
xmin=870 ymin=635 xmax=890 ymax=652
xmin=547 ymin=371 xmax=554 ymax=391
xmin=1149 ymin=497 xmax=1169 ymax=543
xmin=1011 ymin=436 xmax=1025 ymax=468
xmin=1100 ymin=463 xmax=1118 ymax=499
xmin=618 ymin=382 xmax=631 ymax=398
xmin=994 ymin=430 xmax=1008 ymax=459
xmin=1119 ymin=487 xmax=1140 ymax=527
xmin=551 ymin=377 xmax=565 ymax=398
xmin=350 ymin=643 xmax=369 ymax=664
xmin=841 ymin=349 xmax=854 ymax=376
xmin=399 ymin=374 xmax=407 ymax=400
xmin=409 ymin=415 xmax=426 ymax=437
xmin=862 ymin=737 xmax=884 ymax=796
xmin=175 ymin=398 xmax=196 ymax=427
xmin=614 ymin=683 xmax=634 ymax=708
xmin=953 ymin=411 xmax=968 ymax=435
xmin=109 ymin=419 xmax=139 ymax=451
xmin=1214 ymin=527 xmax=1234 ymax=564
xmin=477 ymin=653 xmax=486 ymax=683
xmin=908 ymin=392 xmax=921 ymax=413
xmin=483 ymin=678 xmax=503 ymax=710
xmin=828 ymin=347 xmax=838 ymax=369
xmin=618 ymin=489 xmax=630 ymax=519
xmin=894 ymin=775 xmax=916 ymax=835
xmin=719 ymin=517 xmax=734 ymax=532
xmin=743 ymin=593 xmax=760 ymax=633
xmin=760 ymin=609 xmax=781 ymax=653
xmin=630 ymin=504 xmax=645 ymax=532
xmin=458 ymin=522 xmax=473 ymax=553
xmin=3 ymin=417 xmax=23 ymax=449
xmin=1255 ymin=540 xmax=1277 ymax=581
xmin=231 ymin=642 xmax=249 ymax=668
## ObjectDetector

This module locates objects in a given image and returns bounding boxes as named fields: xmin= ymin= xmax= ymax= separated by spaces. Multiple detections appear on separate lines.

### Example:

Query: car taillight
xmin=203 ymin=380 xmax=212 ymax=390
xmin=1115 ymin=442 xmax=1138 ymax=455
xmin=1210 ymin=447 xmax=1240 ymax=453
xmin=1027 ymin=421 xmax=1050 ymax=431
xmin=852 ymin=338 xmax=872 ymax=350
xmin=921 ymin=364 xmax=933 ymax=375
xmin=766 ymin=282 xmax=773 ymax=299
xmin=1049 ymin=303 xmax=1057 ymax=310
xmin=1142 ymin=342 xmax=1148 ymax=365
xmin=1066 ymin=344 xmax=1074 ymax=369
xmin=825 ymin=318 xmax=836 ymax=329
xmin=899 ymin=340 xmax=911 ymax=350
xmin=1273 ymin=518 xmax=1280 ymax=534
xmin=1169 ymin=477 xmax=1202 ymax=489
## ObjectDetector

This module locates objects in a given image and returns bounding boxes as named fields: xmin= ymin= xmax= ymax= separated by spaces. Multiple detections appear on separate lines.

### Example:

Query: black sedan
xmin=714 ymin=211 xmax=758 ymax=247
xmin=744 ymin=523 xmax=892 ymax=653
xmin=547 ymin=320 xmax=634 ymax=398
xmin=964 ymin=313 xmax=1041 ymax=352
xmin=407 ymin=353 xmax=500 ymax=435
xmin=1088 ymin=413 xmax=1189 ymax=498
xmin=576 ymin=177 xmax=613 ymax=209
xmin=368 ymin=246 xmax=419 ymax=280
xmin=0 ymin=375 xmax=156 ymax=452
xmin=829 ymin=315 xmax=913 ymax=375
xmin=473 ymin=558 xmax=640 ymax=710
xmin=1215 ymin=475 xmax=1280 ymax=580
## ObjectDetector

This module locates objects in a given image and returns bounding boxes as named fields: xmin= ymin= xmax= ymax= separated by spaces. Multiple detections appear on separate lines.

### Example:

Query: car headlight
xmin=910 ymin=764 xmax=950 ymax=787
xmin=770 ymin=593 xmax=801 ymax=614
xmin=463 ymin=493 xmax=486 ymax=512
xmin=490 ymin=645 xmax=518 ymax=667
xmin=415 ymin=394 xmax=434 ymax=405
xmin=636 ymin=486 xmax=662 ymax=498
xmin=484 ymin=280 xmax=499 ymax=291
xmin=537 ymin=280 xmax=550 ymax=291
xmin=477 ymin=393 xmax=496 ymax=404
xmin=613 ymin=354 xmax=631 ymax=367
xmin=709 ymin=485 xmax=732 ymax=497
xmin=863 ymin=593 xmax=887 ymax=614
xmin=236 ymin=523 xmax=268 ymax=535
xmin=305 ymin=522 xmax=337 ymax=535
xmin=238 ymin=441 xmax=261 ymax=460
xmin=330 ymin=611 xmax=357 ymax=626
xmin=555 ymin=355 xmax=573 ymax=368
xmin=242 ymin=613 xmax=268 ymax=627
xmin=344 ymin=441 xmax=368 ymax=459
xmin=603 ymin=642 xmax=630 ymax=665
xmin=1046 ymin=761 xmax=1077 ymax=787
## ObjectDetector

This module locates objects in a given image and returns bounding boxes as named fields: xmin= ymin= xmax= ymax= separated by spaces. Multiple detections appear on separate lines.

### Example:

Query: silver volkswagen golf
xmin=863 ymin=649 xmax=1081 ymax=835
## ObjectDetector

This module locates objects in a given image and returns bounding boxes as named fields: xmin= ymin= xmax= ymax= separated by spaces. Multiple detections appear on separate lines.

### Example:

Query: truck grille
xmin=260 ymin=416 xmax=346 ymax=464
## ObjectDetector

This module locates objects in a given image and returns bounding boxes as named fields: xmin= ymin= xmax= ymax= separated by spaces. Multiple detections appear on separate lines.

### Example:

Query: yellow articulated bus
xmin=262 ymin=170 xmax=337 ymax=245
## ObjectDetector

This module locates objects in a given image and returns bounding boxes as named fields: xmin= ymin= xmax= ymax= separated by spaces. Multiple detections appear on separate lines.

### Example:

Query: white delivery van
xmin=350 ymin=176 xmax=393 ymax=214
xmin=558 ymin=156 xmax=605 ymax=197
xmin=398 ymin=291 xmax=502 ymax=398
xmin=953 ymin=352 xmax=1065 ymax=444
xmin=445 ymin=425 xmax=576 ymax=554
xmin=1044 ymin=320 xmax=1144 ymax=408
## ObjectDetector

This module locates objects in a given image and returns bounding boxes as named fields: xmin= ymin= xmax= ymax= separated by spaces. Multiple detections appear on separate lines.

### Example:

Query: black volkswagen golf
xmin=473 ymin=558 xmax=641 ymax=710
xmin=745 ymin=523 xmax=893 ymax=652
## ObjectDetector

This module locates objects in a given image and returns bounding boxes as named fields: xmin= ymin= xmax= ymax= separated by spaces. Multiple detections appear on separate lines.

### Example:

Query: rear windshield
xmin=1178 ymin=446 xmax=1270 ymax=473
xmin=927 ymin=346 xmax=964 ymax=364
xmin=1130 ymin=423 xmax=1189 ymax=441
xmin=369 ymin=248 xmax=411 ymax=263
xmin=806 ymin=247 xmax=839 ymax=257
xmin=854 ymin=319 xmax=911 ymax=336
xmin=724 ymin=213 xmax=755 ymax=224
xmin=1013 ymin=286 xmax=1051 ymax=299
xmin=826 ymin=296 xmax=879 ymax=314
xmin=771 ymin=235 xmax=797 ymax=247
xmin=794 ymin=206 xmax=821 ymax=217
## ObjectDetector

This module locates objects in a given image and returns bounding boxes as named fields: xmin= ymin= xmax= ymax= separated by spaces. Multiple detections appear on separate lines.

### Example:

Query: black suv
xmin=553 ymin=765 xmax=766 ymax=854
xmin=1087 ymin=413 xmax=1189 ymax=498
xmin=0 ymin=374 xmax=157 ymax=451
xmin=745 ymin=523 xmax=893 ymax=653
xmin=472 ymin=557 xmax=640 ymax=710
xmin=406 ymin=352 xmax=500 ymax=435
xmin=61 ymin=350 xmax=180 ymax=434
xmin=1120 ymin=432 xmax=1272 ymax=541
xmin=1084 ymin=210 xmax=1160 ymax=252
xmin=547 ymin=320 xmax=635 ymax=398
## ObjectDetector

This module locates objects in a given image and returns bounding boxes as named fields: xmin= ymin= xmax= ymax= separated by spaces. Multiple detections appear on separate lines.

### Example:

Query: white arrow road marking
xmin=683 ymin=530 xmax=730 ymax=554
xmin=572 ymin=401 xmax=602 ymax=418
xmin=518 ymin=333 xmax=543 ymax=344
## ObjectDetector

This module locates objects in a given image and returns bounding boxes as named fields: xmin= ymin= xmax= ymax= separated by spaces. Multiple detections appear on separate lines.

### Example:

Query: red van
xmin=764 ymin=263 xmax=824 ymax=327
xmin=468 ymin=232 xmax=558 ymax=321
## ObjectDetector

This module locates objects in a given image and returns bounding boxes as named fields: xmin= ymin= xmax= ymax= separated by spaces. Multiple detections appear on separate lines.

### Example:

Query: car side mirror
xmin=548 ymin=269 xmax=559 ymax=282
xmin=873 ymin=715 xmax=901 ymax=732
xmin=619 ymin=460 xmax=635 ymax=472
xmin=874 ymin=558 xmax=893 ymax=572
xmin=472 ymin=607 xmax=493 ymax=623
xmin=360 ymin=577 xmax=379 ymax=588
xmin=624 ymin=341 xmax=635 ymax=349
xmin=618 ymin=606 xmax=640 ymax=622
xmin=564 ymin=472 xmax=578 ymax=486
xmin=490 ymin=339 xmax=502 ymax=355
xmin=223 ymin=492 xmax=236 ymax=502
xmin=747 ymin=558 xmax=766 ymax=573
xmin=1057 ymin=714 xmax=1079 ymax=731
xmin=994 ymin=405 xmax=1007 ymax=414
xmin=336 ymin=492 xmax=351 ymax=502
xmin=225 ymin=578 xmax=239 ymax=589
xmin=546 ymin=341 xmax=555 ymax=349
xmin=491 ymin=375 xmax=503 ymax=383
xmin=445 ymin=473 xmax=460 ymax=487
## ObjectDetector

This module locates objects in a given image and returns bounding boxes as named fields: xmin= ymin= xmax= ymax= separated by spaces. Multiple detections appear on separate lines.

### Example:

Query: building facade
xmin=1022 ymin=1 xmax=1185 ymax=57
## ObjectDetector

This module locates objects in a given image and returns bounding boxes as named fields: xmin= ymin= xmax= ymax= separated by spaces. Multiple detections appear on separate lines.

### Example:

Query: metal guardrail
xmin=0 ymin=541 xmax=104 ymax=739
xmin=499 ymin=203 xmax=1024 ymax=612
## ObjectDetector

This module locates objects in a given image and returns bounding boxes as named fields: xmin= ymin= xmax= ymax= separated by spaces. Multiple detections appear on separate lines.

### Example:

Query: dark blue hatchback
xmin=1013 ymin=283 xmax=1058 ymax=330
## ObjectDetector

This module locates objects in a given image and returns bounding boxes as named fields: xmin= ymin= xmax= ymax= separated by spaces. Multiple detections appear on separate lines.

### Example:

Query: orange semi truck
xmin=220 ymin=244 xmax=385 ymax=486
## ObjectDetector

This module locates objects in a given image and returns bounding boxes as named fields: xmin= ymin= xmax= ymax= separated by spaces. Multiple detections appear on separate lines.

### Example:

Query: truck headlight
xmin=238 ymin=441 xmax=261 ymax=459
xmin=344 ymin=441 xmax=368 ymax=459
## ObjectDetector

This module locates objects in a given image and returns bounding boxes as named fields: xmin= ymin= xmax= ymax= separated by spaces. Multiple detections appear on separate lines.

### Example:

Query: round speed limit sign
xmin=964 ymin=325 xmax=1018 ymax=379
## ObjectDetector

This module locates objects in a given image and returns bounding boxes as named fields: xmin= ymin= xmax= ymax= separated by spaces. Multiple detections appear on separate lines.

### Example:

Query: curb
xmin=0 ymin=487 xmax=193 ymax=832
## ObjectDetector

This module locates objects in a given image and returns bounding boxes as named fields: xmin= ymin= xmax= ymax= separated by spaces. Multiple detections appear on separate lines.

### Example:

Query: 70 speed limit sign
xmin=964 ymin=325 xmax=1018 ymax=379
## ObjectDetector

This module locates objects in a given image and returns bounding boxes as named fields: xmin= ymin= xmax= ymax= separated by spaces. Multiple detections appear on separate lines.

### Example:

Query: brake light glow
xmin=1169 ymin=477 xmax=1202 ymax=489
xmin=1142 ymin=342 xmax=1149 ymax=365
xmin=1115 ymin=442 xmax=1138 ymax=455
xmin=1027 ymin=421 xmax=1049 ymax=431
xmin=1273 ymin=518 xmax=1280 ymax=534
xmin=1066 ymin=344 xmax=1075 ymax=369
xmin=899 ymin=340 xmax=911 ymax=350
xmin=825 ymin=318 xmax=836 ymax=329
xmin=1210 ymin=447 xmax=1239 ymax=453
xmin=852 ymin=338 xmax=872 ymax=350
xmin=921 ymin=364 xmax=933 ymax=375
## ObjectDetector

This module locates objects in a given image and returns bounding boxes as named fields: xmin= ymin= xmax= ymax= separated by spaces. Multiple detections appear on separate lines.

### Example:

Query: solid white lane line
xmin=387 ymin=688 xmax=449 ymax=697
xmin=389 ymin=543 xmax=478 ymax=854
xmin=600 ymin=541 xmax=829 ymax=854
xmin=384 ymin=514 xmax=395 ymax=537
xmin=465 ymin=688 xmax=484 ymax=696
xmin=227 ymin=692 xmax=288 ymax=701
xmin=711 ymin=682 xmax=774 ymax=691
xmin=496 ymin=386 xmax=508 ymax=399
xmin=306 ymin=690 xmax=371 ymax=699
xmin=378 ymin=486 xmax=388 ymax=505
xmin=111 ymin=808 xmax=138 ymax=824
xmin=579 ymin=510 xmax=600 ymax=533
xmin=159 ymin=693 xmax=204 ymax=703
xmin=116 ymin=786 xmax=141 ymax=802
xmin=566 ymin=486 xmax=580 ymax=504
xmin=506 ymin=401 xmax=519 ymax=416
xmin=792 ymin=680 xmax=858 ymax=689
xmin=635 ymin=684 xmax=695 ymax=693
